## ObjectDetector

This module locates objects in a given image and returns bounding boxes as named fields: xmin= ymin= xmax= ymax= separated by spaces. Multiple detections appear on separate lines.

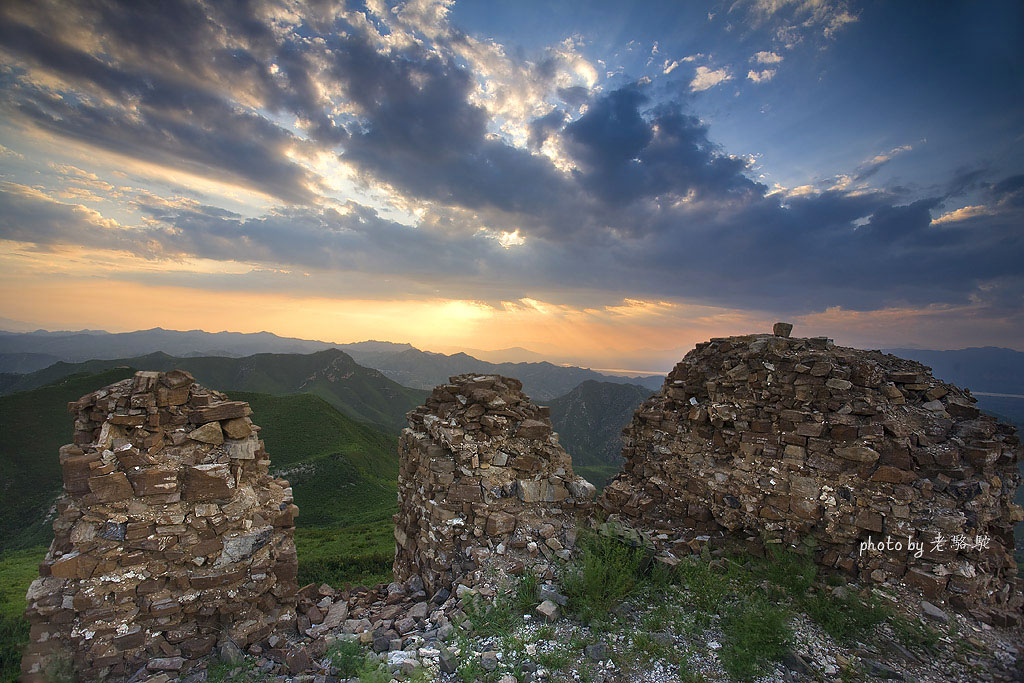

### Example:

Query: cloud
xmin=747 ymin=69 xmax=776 ymax=83
xmin=751 ymin=51 xmax=783 ymax=64
xmin=689 ymin=66 xmax=733 ymax=92
xmin=854 ymin=144 xmax=916 ymax=180
xmin=743 ymin=0 xmax=859 ymax=44
xmin=931 ymin=205 xmax=993 ymax=225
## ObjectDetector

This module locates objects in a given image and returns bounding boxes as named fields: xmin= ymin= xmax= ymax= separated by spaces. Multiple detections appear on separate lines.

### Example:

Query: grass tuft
xmin=719 ymin=593 xmax=792 ymax=680
xmin=562 ymin=531 xmax=647 ymax=623
xmin=801 ymin=588 xmax=889 ymax=642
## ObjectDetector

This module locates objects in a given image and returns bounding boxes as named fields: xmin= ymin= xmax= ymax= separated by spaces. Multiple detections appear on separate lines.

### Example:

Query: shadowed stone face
xmin=393 ymin=373 xmax=595 ymax=594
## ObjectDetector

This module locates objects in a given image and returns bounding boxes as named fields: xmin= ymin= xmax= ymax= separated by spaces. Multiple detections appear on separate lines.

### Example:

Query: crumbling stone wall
xmin=394 ymin=374 xmax=596 ymax=594
xmin=600 ymin=327 xmax=1023 ymax=624
xmin=22 ymin=370 xmax=299 ymax=681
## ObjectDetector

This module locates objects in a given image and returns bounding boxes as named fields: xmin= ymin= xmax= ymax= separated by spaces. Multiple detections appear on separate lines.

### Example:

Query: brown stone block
xmin=485 ymin=511 xmax=516 ymax=535
xmin=129 ymin=467 xmax=179 ymax=496
xmin=448 ymin=483 xmax=482 ymax=502
xmin=869 ymin=466 xmax=918 ymax=485
xmin=156 ymin=384 xmax=190 ymax=407
xmin=834 ymin=445 xmax=880 ymax=464
xmin=906 ymin=567 xmax=948 ymax=599
xmin=190 ymin=401 xmax=250 ymax=424
xmin=183 ymin=464 xmax=234 ymax=502
xmin=109 ymin=413 xmax=146 ymax=427
xmin=221 ymin=417 xmax=252 ymax=439
xmin=49 ymin=552 xmax=97 ymax=579
xmin=87 ymin=472 xmax=134 ymax=503
xmin=190 ymin=567 xmax=247 ymax=590
xmin=854 ymin=510 xmax=884 ymax=533
xmin=61 ymin=453 xmax=101 ymax=495
xmin=188 ymin=422 xmax=224 ymax=445
xmin=516 ymin=419 xmax=551 ymax=440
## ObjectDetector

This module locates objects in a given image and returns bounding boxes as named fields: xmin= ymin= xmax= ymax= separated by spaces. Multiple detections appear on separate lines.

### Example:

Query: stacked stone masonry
xmin=394 ymin=374 xmax=596 ymax=594
xmin=21 ymin=370 xmax=299 ymax=681
xmin=599 ymin=329 xmax=1023 ymax=624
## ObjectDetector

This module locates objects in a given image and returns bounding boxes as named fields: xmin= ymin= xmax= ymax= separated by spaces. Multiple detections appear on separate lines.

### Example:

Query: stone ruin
xmin=393 ymin=374 xmax=596 ymax=594
xmin=599 ymin=325 xmax=1023 ymax=624
xmin=21 ymin=370 xmax=299 ymax=681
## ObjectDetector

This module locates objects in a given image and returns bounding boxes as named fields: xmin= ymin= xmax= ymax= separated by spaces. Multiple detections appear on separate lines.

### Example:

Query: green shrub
xmin=464 ymin=593 xmax=516 ymax=639
xmin=327 ymin=638 xmax=366 ymax=677
xmin=719 ymin=593 xmax=792 ymax=680
xmin=676 ymin=558 xmax=732 ymax=614
xmin=890 ymin=614 xmax=940 ymax=652
xmin=764 ymin=546 xmax=817 ymax=598
xmin=802 ymin=589 xmax=888 ymax=642
xmin=512 ymin=572 xmax=539 ymax=615
xmin=562 ymin=532 xmax=646 ymax=622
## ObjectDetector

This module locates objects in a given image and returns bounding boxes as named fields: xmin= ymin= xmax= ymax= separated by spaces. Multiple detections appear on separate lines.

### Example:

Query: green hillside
xmin=0 ymin=367 xmax=137 ymax=551
xmin=1 ymin=349 xmax=426 ymax=431
xmin=229 ymin=391 xmax=399 ymax=526
xmin=548 ymin=380 xmax=653 ymax=489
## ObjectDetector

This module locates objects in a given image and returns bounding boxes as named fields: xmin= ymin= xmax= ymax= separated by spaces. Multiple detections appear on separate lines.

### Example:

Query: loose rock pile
xmin=394 ymin=374 xmax=596 ymax=594
xmin=21 ymin=370 xmax=299 ymax=681
xmin=600 ymin=327 xmax=1023 ymax=623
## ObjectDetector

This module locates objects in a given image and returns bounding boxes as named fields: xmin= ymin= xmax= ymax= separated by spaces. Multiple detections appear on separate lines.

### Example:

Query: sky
xmin=0 ymin=0 xmax=1022 ymax=369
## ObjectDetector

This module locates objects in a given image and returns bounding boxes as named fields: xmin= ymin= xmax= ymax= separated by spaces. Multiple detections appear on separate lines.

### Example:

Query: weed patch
xmin=562 ymin=532 xmax=647 ymax=623
xmin=719 ymin=593 xmax=792 ymax=680
xmin=802 ymin=589 xmax=888 ymax=642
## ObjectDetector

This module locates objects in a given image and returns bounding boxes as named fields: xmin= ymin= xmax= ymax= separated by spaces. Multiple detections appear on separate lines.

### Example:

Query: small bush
xmin=719 ymin=593 xmax=792 ymax=680
xmin=802 ymin=589 xmax=888 ymax=642
xmin=327 ymin=638 xmax=365 ymax=677
xmin=764 ymin=546 xmax=817 ymax=598
xmin=512 ymin=572 xmax=539 ymax=614
xmin=676 ymin=559 xmax=731 ymax=613
xmin=457 ymin=657 xmax=486 ymax=683
xmin=890 ymin=615 xmax=940 ymax=652
xmin=563 ymin=532 xmax=647 ymax=622
xmin=631 ymin=632 xmax=671 ymax=662
xmin=356 ymin=658 xmax=391 ymax=683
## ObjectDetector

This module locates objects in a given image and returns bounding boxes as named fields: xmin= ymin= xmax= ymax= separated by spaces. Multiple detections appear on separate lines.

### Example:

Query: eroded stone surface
xmin=21 ymin=370 xmax=299 ymax=681
xmin=393 ymin=374 xmax=595 ymax=593
xmin=599 ymin=329 xmax=1023 ymax=623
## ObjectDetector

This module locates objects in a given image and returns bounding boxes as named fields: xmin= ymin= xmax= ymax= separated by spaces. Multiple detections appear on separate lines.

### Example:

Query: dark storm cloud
xmin=991 ymin=174 xmax=1024 ymax=207
xmin=527 ymin=110 xmax=566 ymax=150
xmin=565 ymin=90 xmax=762 ymax=205
xmin=325 ymin=34 xmax=583 ymax=226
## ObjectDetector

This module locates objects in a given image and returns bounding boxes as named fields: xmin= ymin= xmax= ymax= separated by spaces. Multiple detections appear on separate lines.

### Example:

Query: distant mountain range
xmin=0 ymin=327 xmax=664 ymax=400
xmin=0 ymin=327 xmax=340 ymax=361
xmin=0 ymin=349 xmax=425 ymax=431
xmin=340 ymin=346 xmax=662 ymax=400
